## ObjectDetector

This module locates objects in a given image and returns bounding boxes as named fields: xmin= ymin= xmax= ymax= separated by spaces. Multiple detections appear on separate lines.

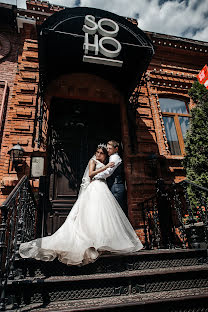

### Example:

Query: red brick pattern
xmin=0 ymin=39 xmax=39 ymax=203
xmin=0 ymin=24 xmax=20 ymax=138
xmin=124 ymin=33 xmax=208 ymax=229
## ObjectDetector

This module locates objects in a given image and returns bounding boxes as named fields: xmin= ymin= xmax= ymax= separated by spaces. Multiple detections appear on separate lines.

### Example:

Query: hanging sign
xmin=197 ymin=64 xmax=208 ymax=89
xmin=82 ymin=15 xmax=123 ymax=67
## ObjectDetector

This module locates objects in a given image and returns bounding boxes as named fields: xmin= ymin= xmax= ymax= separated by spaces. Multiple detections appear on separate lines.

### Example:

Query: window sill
xmin=165 ymin=155 xmax=184 ymax=160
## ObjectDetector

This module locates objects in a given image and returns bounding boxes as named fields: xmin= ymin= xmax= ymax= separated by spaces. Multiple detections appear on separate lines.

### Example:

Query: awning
xmin=38 ymin=7 xmax=154 ymax=97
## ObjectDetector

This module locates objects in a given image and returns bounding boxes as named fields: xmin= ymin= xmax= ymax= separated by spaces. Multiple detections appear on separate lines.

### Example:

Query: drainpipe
xmin=0 ymin=80 xmax=8 ymax=132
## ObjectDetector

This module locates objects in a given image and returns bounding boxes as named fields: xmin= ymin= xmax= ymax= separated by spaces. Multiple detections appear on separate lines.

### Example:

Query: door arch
xmin=44 ymin=73 xmax=128 ymax=235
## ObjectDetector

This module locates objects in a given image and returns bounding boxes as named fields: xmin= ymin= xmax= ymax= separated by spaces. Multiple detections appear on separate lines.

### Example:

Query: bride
xmin=19 ymin=144 xmax=143 ymax=266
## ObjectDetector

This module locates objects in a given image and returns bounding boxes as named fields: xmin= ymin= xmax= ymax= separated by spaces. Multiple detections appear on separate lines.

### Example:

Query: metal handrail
xmin=140 ymin=178 xmax=208 ymax=250
xmin=1 ymin=175 xmax=27 ymax=206
xmin=0 ymin=175 xmax=37 ymax=310
xmin=179 ymin=179 xmax=208 ymax=193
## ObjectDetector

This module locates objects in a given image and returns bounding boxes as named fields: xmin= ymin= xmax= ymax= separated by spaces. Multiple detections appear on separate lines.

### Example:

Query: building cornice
xmin=15 ymin=0 xmax=208 ymax=52
xmin=146 ymin=31 xmax=208 ymax=52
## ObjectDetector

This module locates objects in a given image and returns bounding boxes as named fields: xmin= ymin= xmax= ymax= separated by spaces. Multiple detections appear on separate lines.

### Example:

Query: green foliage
xmin=183 ymin=81 xmax=208 ymax=206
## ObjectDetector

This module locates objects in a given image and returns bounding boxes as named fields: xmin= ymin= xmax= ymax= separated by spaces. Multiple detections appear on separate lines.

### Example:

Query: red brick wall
xmin=0 ymin=22 xmax=20 ymax=145
xmin=125 ymin=33 xmax=208 ymax=232
xmin=0 ymin=38 xmax=39 ymax=203
xmin=0 ymin=25 xmax=19 ymax=89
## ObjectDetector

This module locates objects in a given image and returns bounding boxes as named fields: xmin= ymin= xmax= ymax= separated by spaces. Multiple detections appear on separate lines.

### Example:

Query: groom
xmin=94 ymin=140 xmax=127 ymax=215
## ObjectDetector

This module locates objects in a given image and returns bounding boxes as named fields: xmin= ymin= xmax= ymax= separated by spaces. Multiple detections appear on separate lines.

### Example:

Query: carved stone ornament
xmin=0 ymin=34 xmax=11 ymax=61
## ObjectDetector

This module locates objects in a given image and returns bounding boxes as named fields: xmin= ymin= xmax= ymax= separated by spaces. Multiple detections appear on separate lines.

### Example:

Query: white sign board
xmin=82 ymin=15 xmax=123 ymax=67
xmin=31 ymin=157 xmax=44 ymax=178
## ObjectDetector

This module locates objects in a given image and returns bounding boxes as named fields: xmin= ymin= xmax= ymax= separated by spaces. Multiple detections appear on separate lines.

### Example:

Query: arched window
xmin=159 ymin=98 xmax=190 ymax=155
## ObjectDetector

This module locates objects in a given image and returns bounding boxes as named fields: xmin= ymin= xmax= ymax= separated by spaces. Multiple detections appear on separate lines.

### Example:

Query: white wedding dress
xmin=19 ymin=158 xmax=143 ymax=266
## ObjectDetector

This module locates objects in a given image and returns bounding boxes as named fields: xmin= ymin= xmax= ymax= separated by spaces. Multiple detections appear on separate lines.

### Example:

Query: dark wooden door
xmin=47 ymin=98 xmax=121 ymax=234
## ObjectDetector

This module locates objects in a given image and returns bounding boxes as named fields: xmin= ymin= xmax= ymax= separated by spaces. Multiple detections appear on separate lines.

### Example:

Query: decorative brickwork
xmin=0 ymin=38 xmax=39 ymax=202
xmin=0 ymin=13 xmax=20 ymax=148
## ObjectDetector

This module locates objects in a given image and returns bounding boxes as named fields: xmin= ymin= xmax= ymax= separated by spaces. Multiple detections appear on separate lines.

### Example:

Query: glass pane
xmin=160 ymin=98 xmax=188 ymax=114
xmin=179 ymin=116 xmax=189 ymax=139
xmin=163 ymin=116 xmax=181 ymax=155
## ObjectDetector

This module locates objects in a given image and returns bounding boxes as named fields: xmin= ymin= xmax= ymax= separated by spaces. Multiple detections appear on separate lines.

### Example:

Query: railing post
xmin=140 ymin=202 xmax=150 ymax=249
xmin=0 ymin=204 xmax=8 ymax=311
xmin=183 ymin=183 xmax=200 ymax=249
xmin=36 ymin=175 xmax=48 ymax=238
xmin=156 ymin=178 xmax=174 ymax=248
xmin=152 ymin=199 xmax=161 ymax=249
xmin=172 ymin=183 xmax=187 ymax=249
xmin=198 ymin=194 xmax=208 ymax=248
xmin=8 ymin=201 xmax=16 ymax=281
xmin=140 ymin=196 xmax=161 ymax=249
xmin=16 ymin=187 xmax=25 ymax=258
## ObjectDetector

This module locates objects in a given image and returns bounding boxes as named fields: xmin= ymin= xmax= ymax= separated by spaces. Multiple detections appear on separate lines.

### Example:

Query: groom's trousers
xmin=110 ymin=182 xmax=128 ymax=215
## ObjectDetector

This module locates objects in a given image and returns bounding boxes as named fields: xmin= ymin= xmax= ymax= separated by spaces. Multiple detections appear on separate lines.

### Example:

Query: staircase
xmin=1 ymin=177 xmax=208 ymax=311
xmin=4 ymin=248 xmax=208 ymax=311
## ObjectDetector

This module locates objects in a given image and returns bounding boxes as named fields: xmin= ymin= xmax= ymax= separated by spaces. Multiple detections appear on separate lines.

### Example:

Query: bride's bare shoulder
xmin=89 ymin=158 xmax=96 ymax=165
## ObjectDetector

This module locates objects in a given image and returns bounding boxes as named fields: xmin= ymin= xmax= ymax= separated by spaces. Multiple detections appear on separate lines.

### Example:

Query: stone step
xmin=5 ymin=287 xmax=208 ymax=311
xmin=13 ymin=249 xmax=208 ymax=279
xmin=4 ymin=257 xmax=208 ymax=309
xmin=3 ymin=249 xmax=208 ymax=310
xmin=8 ymin=264 xmax=208 ymax=284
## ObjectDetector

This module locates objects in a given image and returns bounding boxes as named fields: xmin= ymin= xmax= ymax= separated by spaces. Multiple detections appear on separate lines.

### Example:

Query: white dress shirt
xmin=94 ymin=153 xmax=122 ymax=180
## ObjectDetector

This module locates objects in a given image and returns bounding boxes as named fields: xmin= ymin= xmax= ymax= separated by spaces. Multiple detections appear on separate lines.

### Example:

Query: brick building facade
xmin=0 ymin=0 xmax=208 ymax=242
xmin=0 ymin=4 xmax=20 ymax=160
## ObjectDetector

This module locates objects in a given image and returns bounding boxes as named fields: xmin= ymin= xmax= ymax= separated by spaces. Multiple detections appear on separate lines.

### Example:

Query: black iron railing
xmin=141 ymin=195 xmax=160 ymax=250
xmin=0 ymin=176 xmax=37 ymax=310
xmin=140 ymin=179 xmax=208 ymax=250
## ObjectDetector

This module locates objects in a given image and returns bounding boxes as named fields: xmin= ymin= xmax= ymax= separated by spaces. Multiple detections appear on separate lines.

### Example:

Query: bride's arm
xmin=89 ymin=159 xmax=114 ymax=179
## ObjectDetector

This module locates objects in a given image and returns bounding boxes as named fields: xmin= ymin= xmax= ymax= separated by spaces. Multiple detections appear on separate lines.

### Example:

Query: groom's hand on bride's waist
xmin=94 ymin=154 xmax=122 ymax=180
xmin=93 ymin=162 xmax=115 ymax=180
